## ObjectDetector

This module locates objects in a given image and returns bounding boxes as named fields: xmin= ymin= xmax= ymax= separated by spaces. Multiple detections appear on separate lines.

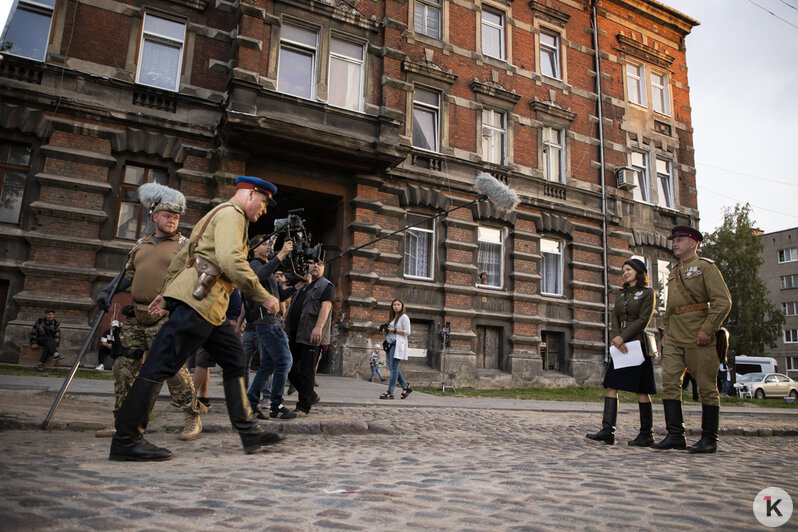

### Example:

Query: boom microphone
xmin=475 ymin=172 xmax=519 ymax=212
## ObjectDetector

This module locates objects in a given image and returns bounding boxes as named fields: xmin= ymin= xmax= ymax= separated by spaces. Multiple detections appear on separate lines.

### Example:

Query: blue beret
xmin=670 ymin=225 xmax=702 ymax=242
xmin=235 ymin=176 xmax=277 ymax=205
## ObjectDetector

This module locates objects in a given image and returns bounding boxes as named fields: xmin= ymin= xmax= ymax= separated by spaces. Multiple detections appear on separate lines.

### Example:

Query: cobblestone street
xmin=1 ymin=382 xmax=797 ymax=530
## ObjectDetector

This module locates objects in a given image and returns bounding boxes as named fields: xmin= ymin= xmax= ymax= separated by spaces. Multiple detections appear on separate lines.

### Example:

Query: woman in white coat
xmin=379 ymin=299 xmax=413 ymax=400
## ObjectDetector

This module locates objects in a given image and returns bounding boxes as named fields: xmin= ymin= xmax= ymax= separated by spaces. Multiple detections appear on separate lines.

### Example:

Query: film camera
xmin=270 ymin=208 xmax=325 ymax=283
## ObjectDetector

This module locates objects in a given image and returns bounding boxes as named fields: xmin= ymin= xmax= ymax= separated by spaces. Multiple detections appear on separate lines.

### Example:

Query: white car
xmin=734 ymin=372 xmax=798 ymax=400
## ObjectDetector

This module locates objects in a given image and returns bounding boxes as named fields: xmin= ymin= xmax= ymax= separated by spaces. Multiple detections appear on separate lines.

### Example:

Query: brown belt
xmin=674 ymin=302 xmax=708 ymax=315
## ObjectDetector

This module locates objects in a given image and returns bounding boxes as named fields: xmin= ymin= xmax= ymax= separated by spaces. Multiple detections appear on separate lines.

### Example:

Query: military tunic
xmin=662 ymin=254 xmax=732 ymax=406
xmin=603 ymin=285 xmax=656 ymax=393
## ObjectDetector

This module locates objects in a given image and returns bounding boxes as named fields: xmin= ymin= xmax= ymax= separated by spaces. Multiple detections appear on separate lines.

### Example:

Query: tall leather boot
xmin=628 ymin=402 xmax=654 ymax=447
xmin=687 ymin=404 xmax=719 ymax=453
xmin=223 ymin=377 xmax=284 ymax=454
xmin=586 ymin=397 xmax=617 ymax=445
xmin=651 ymin=399 xmax=687 ymax=450
xmin=109 ymin=378 xmax=172 ymax=461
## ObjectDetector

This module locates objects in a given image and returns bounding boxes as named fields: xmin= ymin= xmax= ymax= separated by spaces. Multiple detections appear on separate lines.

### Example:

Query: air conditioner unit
xmin=615 ymin=167 xmax=638 ymax=190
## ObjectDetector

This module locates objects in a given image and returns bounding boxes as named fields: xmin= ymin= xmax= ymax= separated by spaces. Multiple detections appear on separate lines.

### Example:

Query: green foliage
xmin=701 ymin=204 xmax=785 ymax=355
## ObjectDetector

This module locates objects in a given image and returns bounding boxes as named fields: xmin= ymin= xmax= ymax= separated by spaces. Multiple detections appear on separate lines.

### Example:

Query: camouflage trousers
xmin=112 ymin=315 xmax=201 ymax=418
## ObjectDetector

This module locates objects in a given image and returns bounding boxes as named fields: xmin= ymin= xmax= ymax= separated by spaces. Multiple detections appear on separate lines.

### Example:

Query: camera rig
xmin=258 ymin=208 xmax=325 ymax=283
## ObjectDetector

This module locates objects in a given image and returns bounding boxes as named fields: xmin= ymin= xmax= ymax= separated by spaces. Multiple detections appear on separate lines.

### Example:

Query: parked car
xmin=734 ymin=372 xmax=798 ymax=400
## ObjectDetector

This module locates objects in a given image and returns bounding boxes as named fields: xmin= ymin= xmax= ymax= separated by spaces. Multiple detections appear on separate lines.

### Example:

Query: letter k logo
xmin=765 ymin=496 xmax=783 ymax=517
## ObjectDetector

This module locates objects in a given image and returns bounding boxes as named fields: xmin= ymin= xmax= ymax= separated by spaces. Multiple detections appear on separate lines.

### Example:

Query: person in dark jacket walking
xmin=586 ymin=259 xmax=656 ymax=446
xmin=30 ymin=310 xmax=61 ymax=371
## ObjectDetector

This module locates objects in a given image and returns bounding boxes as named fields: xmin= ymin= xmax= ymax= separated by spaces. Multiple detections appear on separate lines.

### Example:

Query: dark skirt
xmin=602 ymin=355 xmax=656 ymax=394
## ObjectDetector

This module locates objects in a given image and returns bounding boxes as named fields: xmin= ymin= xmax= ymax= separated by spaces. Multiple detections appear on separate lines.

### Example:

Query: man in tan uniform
xmin=653 ymin=225 xmax=731 ymax=454
xmin=110 ymin=176 xmax=282 ymax=461
xmin=96 ymin=183 xmax=205 ymax=440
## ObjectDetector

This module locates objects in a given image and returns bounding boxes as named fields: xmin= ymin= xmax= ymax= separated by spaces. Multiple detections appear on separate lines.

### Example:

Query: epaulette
xmin=698 ymin=257 xmax=715 ymax=264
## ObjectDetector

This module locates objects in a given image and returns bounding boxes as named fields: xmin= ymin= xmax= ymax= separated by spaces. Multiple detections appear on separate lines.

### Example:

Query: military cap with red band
xmin=669 ymin=225 xmax=703 ymax=242
xmin=235 ymin=175 xmax=277 ymax=206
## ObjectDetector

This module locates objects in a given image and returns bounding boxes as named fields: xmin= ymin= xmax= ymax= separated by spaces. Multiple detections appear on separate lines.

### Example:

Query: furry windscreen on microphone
xmin=475 ymin=172 xmax=519 ymax=212
xmin=138 ymin=183 xmax=186 ymax=214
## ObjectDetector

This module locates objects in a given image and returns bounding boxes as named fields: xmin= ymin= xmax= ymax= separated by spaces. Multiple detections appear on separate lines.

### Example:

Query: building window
xmin=650 ymin=71 xmax=670 ymax=115
xmin=785 ymin=330 xmax=798 ymax=344
xmin=136 ymin=14 xmax=186 ymax=92
xmin=539 ymin=31 xmax=560 ymax=80
xmin=328 ymin=36 xmax=365 ymax=111
xmin=626 ymin=63 xmax=646 ymax=107
xmin=412 ymin=87 xmax=440 ymax=152
xmin=0 ymin=143 xmax=31 ymax=224
xmin=541 ymin=238 xmax=563 ymax=295
xmin=783 ymin=302 xmax=798 ymax=316
xmin=481 ymin=9 xmax=505 ymax=60
xmin=778 ymin=248 xmax=798 ymax=263
xmin=542 ymin=127 xmax=564 ymax=182
xmin=788 ymin=357 xmax=798 ymax=371
xmin=2 ymin=0 xmax=55 ymax=62
xmin=781 ymin=274 xmax=798 ymax=290
xmin=630 ymin=151 xmax=650 ymax=203
xmin=482 ymin=109 xmax=506 ymax=165
xmin=278 ymin=23 xmax=318 ymax=100
xmin=414 ymin=0 xmax=441 ymax=39
xmin=657 ymin=259 xmax=670 ymax=310
xmin=404 ymin=214 xmax=435 ymax=279
xmin=655 ymin=158 xmax=674 ymax=208
xmin=116 ymin=165 xmax=169 ymax=240
xmin=477 ymin=227 xmax=504 ymax=288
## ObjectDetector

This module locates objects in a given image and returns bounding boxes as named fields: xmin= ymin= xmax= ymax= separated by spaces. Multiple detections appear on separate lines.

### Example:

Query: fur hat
xmin=138 ymin=183 xmax=186 ymax=215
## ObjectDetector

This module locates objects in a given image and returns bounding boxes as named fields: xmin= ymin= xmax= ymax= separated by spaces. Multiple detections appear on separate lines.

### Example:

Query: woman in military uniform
xmin=586 ymin=258 xmax=656 ymax=446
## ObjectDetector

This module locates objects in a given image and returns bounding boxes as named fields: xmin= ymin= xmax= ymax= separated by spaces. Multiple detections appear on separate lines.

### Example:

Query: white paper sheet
xmin=610 ymin=340 xmax=645 ymax=369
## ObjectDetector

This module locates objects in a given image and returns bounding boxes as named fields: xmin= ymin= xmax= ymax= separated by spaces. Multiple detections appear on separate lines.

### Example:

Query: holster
xmin=189 ymin=256 xmax=232 ymax=300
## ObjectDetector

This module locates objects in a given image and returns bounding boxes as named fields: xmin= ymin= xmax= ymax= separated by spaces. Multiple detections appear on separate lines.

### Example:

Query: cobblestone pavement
xmin=1 ymin=390 xmax=797 ymax=530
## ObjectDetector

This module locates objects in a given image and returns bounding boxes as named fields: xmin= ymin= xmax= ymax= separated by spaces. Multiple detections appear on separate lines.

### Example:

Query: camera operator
xmin=285 ymin=258 xmax=335 ymax=416
xmin=245 ymin=238 xmax=307 ymax=420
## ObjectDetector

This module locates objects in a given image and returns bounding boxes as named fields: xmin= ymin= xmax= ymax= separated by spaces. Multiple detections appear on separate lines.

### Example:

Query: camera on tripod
xmin=271 ymin=208 xmax=325 ymax=282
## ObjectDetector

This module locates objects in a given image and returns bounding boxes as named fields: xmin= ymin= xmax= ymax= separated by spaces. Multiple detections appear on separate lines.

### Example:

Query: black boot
xmin=651 ymin=399 xmax=687 ymax=450
xmin=109 ymin=378 xmax=172 ymax=461
xmin=586 ymin=397 xmax=617 ymax=445
xmin=687 ymin=404 xmax=719 ymax=453
xmin=224 ymin=377 xmax=284 ymax=454
xmin=628 ymin=402 xmax=654 ymax=447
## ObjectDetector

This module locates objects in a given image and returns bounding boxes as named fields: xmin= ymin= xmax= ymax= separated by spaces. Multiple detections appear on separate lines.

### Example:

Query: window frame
xmin=115 ymin=164 xmax=170 ymax=241
xmin=781 ymin=274 xmax=798 ymax=290
xmin=783 ymin=302 xmax=798 ymax=316
xmin=403 ymin=213 xmax=436 ymax=280
xmin=477 ymin=226 xmax=505 ymax=289
xmin=630 ymin=151 xmax=650 ymax=203
xmin=481 ymin=7 xmax=505 ymax=61
xmin=626 ymin=62 xmax=647 ymax=108
xmin=414 ymin=0 xmax=442 ymax=40
xmin=539 ymin=30 xmax=561 ymax=80
xmin=778 ymin=248 xmax=798 ymax=263
xmin=542 ymin=126 xmax=565 ymax=183
xmin=277 ymin=22 xmax=320 ymax=100
xmin=655 ymin=157 xmax=675 ymax=209
xmin=135 ymin=12 xmax=187 ymax=92
xmin=656 ymin=259 xmax=670 ymax=311
xmin=481 ymin=108 xmax=507 ymax=165
xmin=785 ymin=329 xmax=798 ymax=344
xmin=650 ymin=70 xmax=671 ymax=116
xmin=0 ymin=142 xmax=32 ymax=225
xmin=541 ymin=238 xmax=564 ymax=296
xmin=412 ymin=86 xmax=441 ymax=152
xmin=327 ymin=33 xmax=366 ymax=112
xmin=2 ymin=0 xmax=56 ymax=62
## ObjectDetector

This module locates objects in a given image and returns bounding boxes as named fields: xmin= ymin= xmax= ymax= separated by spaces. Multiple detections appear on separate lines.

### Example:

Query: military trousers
xmin=137 ymin=300 xmax=247 ymax=383
xmin=662 ymin=342 xmax=719 ymax=406
xmin=120 ymin=315 xmax=202 ymax=415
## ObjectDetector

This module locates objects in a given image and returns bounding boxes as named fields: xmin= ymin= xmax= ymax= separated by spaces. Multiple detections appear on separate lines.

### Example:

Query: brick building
xmin=0 ymin=0 xmax=699 ymax=387
xmin=759 ymin=228 xmax=798 ymax=378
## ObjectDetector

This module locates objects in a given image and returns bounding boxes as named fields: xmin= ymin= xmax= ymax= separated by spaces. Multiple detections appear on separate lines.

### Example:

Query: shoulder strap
xmin=674 ymin=267 xmax=698 ymax=305
xmin=186 ymin=203 xmax=235 ymax=265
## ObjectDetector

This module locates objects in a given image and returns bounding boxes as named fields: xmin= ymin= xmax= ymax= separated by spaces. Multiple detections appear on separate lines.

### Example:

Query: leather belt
xmin=674 ymin=302 xmax=708 ymax=315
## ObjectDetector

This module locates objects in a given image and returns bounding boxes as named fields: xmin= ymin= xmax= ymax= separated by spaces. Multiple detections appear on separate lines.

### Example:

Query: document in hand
xmin=610 ymin=340 xmax=645 ymax=369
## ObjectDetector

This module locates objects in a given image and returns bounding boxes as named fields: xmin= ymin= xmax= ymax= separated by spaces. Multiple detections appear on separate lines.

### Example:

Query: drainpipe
xmin=591 ymin=0 xmax=610 ymax=361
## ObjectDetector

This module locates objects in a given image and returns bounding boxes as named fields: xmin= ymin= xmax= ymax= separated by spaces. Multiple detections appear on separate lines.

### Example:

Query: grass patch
xmin=0 ymin=363 xmax=114 ymax=381
xmin=416 ymin=386 xmax=795 ymax=408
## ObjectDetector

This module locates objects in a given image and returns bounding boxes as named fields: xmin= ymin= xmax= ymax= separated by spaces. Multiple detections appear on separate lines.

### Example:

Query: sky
xmin=1 ymin=0 xmax=796 ymax=234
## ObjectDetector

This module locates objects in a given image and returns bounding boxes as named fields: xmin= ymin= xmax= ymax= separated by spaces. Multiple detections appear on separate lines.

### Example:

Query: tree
xmin=701 ymin=204 xmax=784 ymax=356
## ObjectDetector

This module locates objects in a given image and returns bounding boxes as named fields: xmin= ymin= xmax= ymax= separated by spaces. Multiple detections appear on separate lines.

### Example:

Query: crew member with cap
xmin=652 ymin=225 xmax=731 ymax=453
xmin=96 ymin=319 xmax=122 ymax=371
xmin=586 ymin=258 xmax=657 ymax=446
xmin=95 ymin=183 xmax=206 ymax=440
xmin=109 ymin=176 xmax=283 ymax=461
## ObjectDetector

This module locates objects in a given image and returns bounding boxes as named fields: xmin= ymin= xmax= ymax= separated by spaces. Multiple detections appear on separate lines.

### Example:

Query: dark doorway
xmin=476 ymin=325 xmax=503 ymax=370
xmin=541 ymin=330 xmax=564 ymax=372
